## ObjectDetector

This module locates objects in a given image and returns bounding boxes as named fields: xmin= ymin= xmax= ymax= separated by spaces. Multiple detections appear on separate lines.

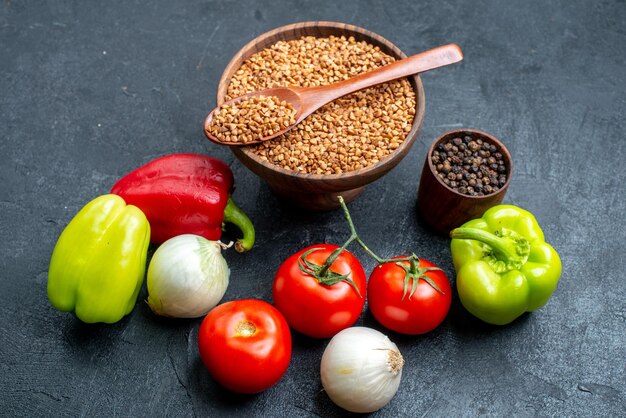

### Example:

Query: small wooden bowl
xmin=417 ymin=129 xmax=513 ymax=234
xmin=215 ymin=21 xmax=426 ymax=211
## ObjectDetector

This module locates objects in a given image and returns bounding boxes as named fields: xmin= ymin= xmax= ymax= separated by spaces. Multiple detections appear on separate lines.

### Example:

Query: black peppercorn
xmin=432 ymin=135 xmax=508 ymax=196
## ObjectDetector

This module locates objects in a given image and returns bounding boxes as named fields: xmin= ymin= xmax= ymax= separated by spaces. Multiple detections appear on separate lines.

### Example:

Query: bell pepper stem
xmin=223 ymin=197 xmax=255 ymax=253
xmin=449 ymin=227 xmax=524 ymax=262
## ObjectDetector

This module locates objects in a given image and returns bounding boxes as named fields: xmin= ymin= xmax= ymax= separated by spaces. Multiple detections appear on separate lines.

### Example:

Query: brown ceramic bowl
xmin=214 ymin=21 xmax=426 ymax=211
xmin=417 ymin=128 xmax=513 ymax=234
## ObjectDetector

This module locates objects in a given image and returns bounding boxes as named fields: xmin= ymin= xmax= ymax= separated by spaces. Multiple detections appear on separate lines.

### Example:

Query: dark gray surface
xmin=1 ymin=0 xmax=625 ymax=416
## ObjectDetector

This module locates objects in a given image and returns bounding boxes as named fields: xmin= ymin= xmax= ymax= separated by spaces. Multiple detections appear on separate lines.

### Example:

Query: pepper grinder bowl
xmin=417 ymin=128 xmax=513 ymax=235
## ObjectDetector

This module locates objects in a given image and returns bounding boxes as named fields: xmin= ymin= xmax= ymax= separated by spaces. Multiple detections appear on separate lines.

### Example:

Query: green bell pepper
xmin=449 ymin=204 xmax=561 ymax=325
xmin=48 ymin=194 xmax=151 ymax=324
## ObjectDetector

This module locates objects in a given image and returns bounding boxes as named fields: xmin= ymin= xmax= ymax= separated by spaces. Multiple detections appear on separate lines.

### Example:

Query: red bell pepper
xmin=111 ymin=153 xmax=255 ymax=252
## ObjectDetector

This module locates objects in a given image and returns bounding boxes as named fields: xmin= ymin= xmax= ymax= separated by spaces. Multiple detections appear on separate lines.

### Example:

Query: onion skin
xmin=320 ymin=327 xmax=403 ymax=413
xmin=146 ymin=234 xmax=229 ymax=318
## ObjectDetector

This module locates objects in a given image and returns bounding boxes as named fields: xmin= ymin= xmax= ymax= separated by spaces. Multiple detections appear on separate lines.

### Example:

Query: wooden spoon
xmin=204 ymin=43 xmax=463 ymax=146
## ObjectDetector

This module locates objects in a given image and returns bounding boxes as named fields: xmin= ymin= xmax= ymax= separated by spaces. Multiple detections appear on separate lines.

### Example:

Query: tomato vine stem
xmin=326 ymin=197 xmax=444 ymax=295
xmin=300 ymin=196 xmax=443 ymax=296
xmin=329 ymin=196 xmax=417 ymax=266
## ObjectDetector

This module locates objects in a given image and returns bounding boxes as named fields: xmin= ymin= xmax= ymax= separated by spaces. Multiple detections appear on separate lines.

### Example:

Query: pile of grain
xmin=207 ymin=95 xmax=296 ymax=144
xmin=226 ymin=35 xmax=416 ymax=175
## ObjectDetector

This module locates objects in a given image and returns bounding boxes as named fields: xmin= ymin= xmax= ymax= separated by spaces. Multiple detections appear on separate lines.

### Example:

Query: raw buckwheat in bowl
xmin=214 ymin=21 xmax=426 ymax=210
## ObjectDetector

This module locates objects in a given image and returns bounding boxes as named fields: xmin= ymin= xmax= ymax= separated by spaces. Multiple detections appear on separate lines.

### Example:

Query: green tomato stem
xmin=298 ymin=248 xmax=362 ymax=296
xmin=309 ymin=197 xmax=443 ymax=297
xmin=317 ymin=236 xmax=356 ymax=277
xmin=317 ymin=196 xmax=364 ymax=277
xmin=321 ymin=197 xmax=424 ymax=269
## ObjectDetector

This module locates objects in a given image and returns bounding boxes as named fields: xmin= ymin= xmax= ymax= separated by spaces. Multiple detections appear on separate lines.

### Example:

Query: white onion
xmin=146 ymin=234 xmax=230 ymax=318
xmin=320 ymin=327 xmax=404 ymax=413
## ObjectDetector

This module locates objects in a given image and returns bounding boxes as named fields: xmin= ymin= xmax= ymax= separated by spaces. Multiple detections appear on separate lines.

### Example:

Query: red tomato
xmin=197 ymin=299 xmax=291 ymax=394
xmin=272 ymin=244 xmax=366 ymax=339
xmin=368 ymin=257 xmax=452 ymax=335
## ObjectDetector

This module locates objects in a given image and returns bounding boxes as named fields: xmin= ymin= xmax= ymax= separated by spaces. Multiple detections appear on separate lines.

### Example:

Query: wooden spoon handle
xmin=301 ymin=44 xmax=463 ymax=112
